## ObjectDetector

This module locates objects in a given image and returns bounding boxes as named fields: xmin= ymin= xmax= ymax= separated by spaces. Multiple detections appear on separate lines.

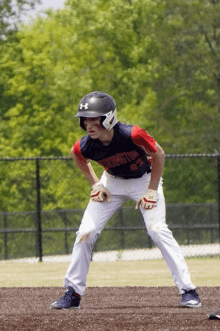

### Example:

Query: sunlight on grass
xmin=0 ymin=258 xmax=220 ymax=287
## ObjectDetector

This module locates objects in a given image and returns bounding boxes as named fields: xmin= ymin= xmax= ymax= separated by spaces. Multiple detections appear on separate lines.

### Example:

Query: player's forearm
xmin=148 ymin=159 xmax=164 ymax=190
xmin=148 ymin=147 xmax=165 ymax=191
xmin=74 ymin=158 xmax=100 ymax=186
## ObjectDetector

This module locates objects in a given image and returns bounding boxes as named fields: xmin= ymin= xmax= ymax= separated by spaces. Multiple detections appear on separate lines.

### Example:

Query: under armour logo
xmin=80 ymin=103 xmax=89 ymax=109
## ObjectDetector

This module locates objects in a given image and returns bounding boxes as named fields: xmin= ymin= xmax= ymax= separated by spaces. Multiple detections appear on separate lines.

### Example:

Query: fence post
xmin=217 ymin=155 xmax=220 ymax=245
xmin=4 ymin=214 xmax=8 ymax=260
xmin=36 ymin=158 xmax=43 ymax=262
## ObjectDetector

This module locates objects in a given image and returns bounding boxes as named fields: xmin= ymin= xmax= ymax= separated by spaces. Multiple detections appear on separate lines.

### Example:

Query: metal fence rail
xmin=0 ymin=203 xmax=219 ymax=261
xmin=0 ymin=154 xmax=219 ymax=262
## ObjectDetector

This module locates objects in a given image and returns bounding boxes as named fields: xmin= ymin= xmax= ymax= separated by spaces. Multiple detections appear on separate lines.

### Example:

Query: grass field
xmin=0 ymin=258 xmax=220 ymax=287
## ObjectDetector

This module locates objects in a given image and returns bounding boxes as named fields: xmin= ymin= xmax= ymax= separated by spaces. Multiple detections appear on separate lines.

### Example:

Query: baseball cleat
xmin=180 ymin=289 xmax=202 ymax=308
xmin=208 ymin=308 xmax=220 ymax=320
xmin=50 ymin=286 xmax=81 ymax=309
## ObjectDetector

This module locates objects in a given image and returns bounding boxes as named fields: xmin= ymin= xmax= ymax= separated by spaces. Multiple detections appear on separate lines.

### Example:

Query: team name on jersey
xmin=97 ymin=150 xmax=140 ymax=168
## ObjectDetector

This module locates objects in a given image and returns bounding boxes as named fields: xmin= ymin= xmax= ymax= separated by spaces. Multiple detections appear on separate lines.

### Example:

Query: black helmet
xmin=75 ymin=91 xmax=117 ymax=130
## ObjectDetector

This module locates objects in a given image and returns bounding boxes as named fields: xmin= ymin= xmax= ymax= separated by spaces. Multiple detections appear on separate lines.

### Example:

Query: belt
xmin=106 ymin=169 xmax=151 ymax=180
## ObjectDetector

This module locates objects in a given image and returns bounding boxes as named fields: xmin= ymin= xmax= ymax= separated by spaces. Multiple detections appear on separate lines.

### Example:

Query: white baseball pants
xmin=64 ymin=171 xmax=195 ymax=296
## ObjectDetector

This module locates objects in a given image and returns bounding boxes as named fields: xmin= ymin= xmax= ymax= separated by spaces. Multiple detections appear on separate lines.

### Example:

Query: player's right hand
xmin=90 ymin=182 xmax=111 ymax=203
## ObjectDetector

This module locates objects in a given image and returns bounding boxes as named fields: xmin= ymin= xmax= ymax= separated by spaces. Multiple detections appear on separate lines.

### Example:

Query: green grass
xmin=0 ymin=258 xmax=220 ymax=287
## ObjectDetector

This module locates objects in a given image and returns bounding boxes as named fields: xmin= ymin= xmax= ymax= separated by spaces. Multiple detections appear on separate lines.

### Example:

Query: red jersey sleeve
xmin=131 ymin=125 xmax=157 ymax=153
xmin=71 ymin=140 xmax=88 ymax=163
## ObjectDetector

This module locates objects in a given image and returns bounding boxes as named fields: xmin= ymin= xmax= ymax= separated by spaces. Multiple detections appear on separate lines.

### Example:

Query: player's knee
xmin=147 ymin=221 xmax=166 ymax=243
xmin=84 ymin=231 xmax=100 ymax=245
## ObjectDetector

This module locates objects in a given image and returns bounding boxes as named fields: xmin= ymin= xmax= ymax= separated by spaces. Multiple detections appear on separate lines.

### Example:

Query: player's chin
xmin=89 ymin=133 xmax=99 ymax=139
xmin=89 ymin=134 xmax=97 ymax=139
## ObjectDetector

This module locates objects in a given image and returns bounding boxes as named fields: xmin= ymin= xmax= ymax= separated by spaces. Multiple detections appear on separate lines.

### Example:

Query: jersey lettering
xmin=97 ymin=150 xmax=139 ymax=169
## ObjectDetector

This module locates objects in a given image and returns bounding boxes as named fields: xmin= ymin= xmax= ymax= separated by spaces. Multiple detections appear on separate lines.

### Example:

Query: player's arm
xmin=141 ymin=142 xmax=165 ymax=191
xmin=135 ymin=142 xmax=165 ymax=210
xmin=71 ymin=143 xmax=111 ymax=203
xmin=72 ymin=153 xmax=100 ymax=187
xmin=71 ymin=140 xmax=100 ymax=186
xmin=131 ymin=126 xmax=165 ymax=210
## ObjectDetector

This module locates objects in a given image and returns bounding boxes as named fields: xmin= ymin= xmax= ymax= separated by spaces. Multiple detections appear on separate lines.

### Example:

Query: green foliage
xmin=151 ymin=0 xmax=220 ymax=152
xmin=163 ymin=157 xmax=218 ymax=203
xmin=0 ymin=0 xmax=40 ymax=40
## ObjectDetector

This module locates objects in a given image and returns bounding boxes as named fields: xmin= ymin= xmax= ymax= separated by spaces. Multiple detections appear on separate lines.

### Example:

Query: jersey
xmin=71 ymin=122 xmax=157 ymax=179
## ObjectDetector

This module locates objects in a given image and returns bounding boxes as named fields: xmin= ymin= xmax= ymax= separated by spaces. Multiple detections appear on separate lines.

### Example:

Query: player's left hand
xmin=135 ymin=189 xmax=157 ymax=210
xmin=90 ymin=182 xmax=111 ymax=203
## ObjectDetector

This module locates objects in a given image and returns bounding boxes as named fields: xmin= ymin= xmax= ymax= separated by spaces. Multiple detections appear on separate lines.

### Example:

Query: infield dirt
xmin=1 ymin=286 xmax=220 ymax=330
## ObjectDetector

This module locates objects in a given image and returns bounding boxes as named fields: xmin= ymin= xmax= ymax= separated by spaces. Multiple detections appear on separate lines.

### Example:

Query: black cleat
xmin=180 ymin=289 xmax=202 ymax=308
xmin=50 ymin=286 xmax=81 ymax=309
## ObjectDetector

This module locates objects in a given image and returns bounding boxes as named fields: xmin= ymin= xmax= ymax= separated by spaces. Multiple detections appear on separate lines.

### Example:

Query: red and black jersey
xmin=71 ymin=122 xmax=157 ymax=179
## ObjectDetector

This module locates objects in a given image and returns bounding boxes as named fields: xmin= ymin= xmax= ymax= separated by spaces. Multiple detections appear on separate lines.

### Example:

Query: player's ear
xmin=100 ymin=116 xmax=106 ymax=128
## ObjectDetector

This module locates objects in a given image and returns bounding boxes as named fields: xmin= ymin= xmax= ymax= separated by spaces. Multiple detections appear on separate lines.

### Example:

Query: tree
xmin=0 ymin=0 xmax=41 ymax=161
xmin=0 ymin=0 xmax=40 ymax=40
xmin=149 ymin=0 xmax=220 ymax=153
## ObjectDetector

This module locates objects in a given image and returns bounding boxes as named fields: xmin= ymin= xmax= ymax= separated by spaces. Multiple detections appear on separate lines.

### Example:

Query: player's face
xmin=84 ymin=117 xmax=106 ymax=139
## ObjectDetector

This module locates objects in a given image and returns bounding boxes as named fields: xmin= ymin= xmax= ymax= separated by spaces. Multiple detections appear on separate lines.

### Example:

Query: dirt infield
xmin=1 ymin=286 xmax=220 ymax=331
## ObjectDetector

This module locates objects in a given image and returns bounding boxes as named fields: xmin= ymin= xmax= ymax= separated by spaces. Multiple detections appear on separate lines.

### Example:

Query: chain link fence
xmin=0 ymin=154 xmax=219 ymax=262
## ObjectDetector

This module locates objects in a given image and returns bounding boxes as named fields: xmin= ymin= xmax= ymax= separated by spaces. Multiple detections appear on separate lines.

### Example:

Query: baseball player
xmin=51 ymin=91 xmax=201 ymax=310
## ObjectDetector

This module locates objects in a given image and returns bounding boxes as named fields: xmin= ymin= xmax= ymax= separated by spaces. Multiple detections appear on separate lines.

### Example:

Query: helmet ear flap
xmin=102 ymin=109 xmax=117 ymax=130
xmin=79 ymin=118 xmax=86 ymax=130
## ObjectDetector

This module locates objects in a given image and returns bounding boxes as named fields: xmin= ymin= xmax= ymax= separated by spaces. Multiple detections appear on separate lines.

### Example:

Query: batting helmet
xmin=75 ymin=91 xmax=117 ymax=130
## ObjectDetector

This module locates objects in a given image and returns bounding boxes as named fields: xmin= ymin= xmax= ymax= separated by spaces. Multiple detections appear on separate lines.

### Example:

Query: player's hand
xmin=90 ymin=182 xmax=111 ymax=203
xmin=135 ymin=189 xmax=157 ymax=210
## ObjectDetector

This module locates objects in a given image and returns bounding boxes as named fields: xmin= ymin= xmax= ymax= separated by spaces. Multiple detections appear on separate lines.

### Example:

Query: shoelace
xmin=62 ymin=291 xmax=73 ymax=302
xmin=182 ymin=289 xmax=198 ymax=300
